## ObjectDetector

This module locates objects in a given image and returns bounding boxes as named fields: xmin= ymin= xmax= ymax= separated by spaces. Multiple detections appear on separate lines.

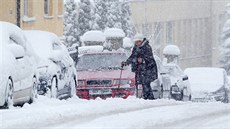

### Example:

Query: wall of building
xmin=21 ymin=0 xmax=64 ymax=36
xmin=130 ymin=0 xmax=229 ymax=69
xmin=0 ymin=0 xmax=63 ymax=36
xmin=0 ymin=0 xmax=17 ymax=24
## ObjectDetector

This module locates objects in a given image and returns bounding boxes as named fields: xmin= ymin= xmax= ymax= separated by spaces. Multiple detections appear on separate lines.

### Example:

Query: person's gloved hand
xmin=137 ymin=57 xmax=142 ymax=63
xmin=121 ymin=61 xmax=127 ymax=67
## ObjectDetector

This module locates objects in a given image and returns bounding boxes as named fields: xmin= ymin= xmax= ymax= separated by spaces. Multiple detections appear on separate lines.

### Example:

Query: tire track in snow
xmin=40 ymin=102 xmax=187 ymax=129
xmin=150 ymin=107 xmax=230 ymax=129
xmin=153 ymin=109 xmax=230 ymax=129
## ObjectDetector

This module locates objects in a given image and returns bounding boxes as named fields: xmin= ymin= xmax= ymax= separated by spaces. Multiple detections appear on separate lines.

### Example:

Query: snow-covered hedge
xmin=163 ymin=45 xmax=180 ymax=56
xmin=104 ymin=28 xmax=125 ymax=38
xmin=81 ymin=30 xmax=105 ymax=42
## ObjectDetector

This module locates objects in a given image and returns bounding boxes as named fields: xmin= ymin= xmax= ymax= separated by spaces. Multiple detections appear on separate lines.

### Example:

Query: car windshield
xmin=77 ymin=53 xmax=128 ymax=71
xmin=164 ymin=65 xmax=184 ymax=77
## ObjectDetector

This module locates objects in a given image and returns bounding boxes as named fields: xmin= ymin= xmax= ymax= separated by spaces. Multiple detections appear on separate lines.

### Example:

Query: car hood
xmin=77 ymin=70 xmax=134 ymax=80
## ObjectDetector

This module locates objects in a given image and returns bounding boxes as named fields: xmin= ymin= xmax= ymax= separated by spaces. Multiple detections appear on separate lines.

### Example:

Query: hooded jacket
xmin=126 ymin=39 xmax=158 ymax=83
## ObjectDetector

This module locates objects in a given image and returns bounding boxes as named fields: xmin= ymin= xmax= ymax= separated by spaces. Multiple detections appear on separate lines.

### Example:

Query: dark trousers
xmin=136 ymin=73 xmax=154 ymax=100
xmin=142 ymin=80 xmax=154 ymax=100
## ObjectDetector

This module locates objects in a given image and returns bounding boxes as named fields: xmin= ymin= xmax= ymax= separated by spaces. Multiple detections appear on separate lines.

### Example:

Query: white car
xmin=150 ymin=55 xmax=171 ymax=99
xmin=0 ymin=22 xmax=38 ymax=108
xmin=184 ymin=67 xmax=230 ymax=103
xmin=24 ymin=30 xmax=77 ymax=99
xmin=164 ymin=63 xmax=192 ymax=101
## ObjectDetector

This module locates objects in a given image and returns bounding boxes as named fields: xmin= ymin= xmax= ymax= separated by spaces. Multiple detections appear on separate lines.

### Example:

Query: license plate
xmin=89 ymin=89 xmax=112 ymax=95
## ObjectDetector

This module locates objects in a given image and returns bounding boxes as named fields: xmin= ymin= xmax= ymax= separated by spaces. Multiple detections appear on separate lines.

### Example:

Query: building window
xmin=44 ymin=0 xmax=53 ymax=16
xmin=58 ymin=0 xmax=63 ymax=16
xmin=24 ymin=0 xmax=28 ymax=16
xmin=24 ymin=0 xmax=33 ymax=17
xmin=166 ymin=22 xmax=173 ymax=44
xmin=44 ymin=0 xmax=49 ymax=15
xmin=23 ymin=0 xmax=35 ymax=22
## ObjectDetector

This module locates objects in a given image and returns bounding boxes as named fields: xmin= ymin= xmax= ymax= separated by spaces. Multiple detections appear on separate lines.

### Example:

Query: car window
xmin=77 ymin=53 xmax=128 ymax=71
xmin=165 ymin=65 xmax=184 ymax=77
xmin=52 ymin=42 xmax=61 ymax=50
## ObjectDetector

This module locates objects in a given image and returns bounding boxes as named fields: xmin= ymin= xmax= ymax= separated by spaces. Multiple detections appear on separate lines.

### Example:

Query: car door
xmin=52 ymin=42 xmax=66 ymax=90
xmin=8 ymin=38 xmax=33 ymax=100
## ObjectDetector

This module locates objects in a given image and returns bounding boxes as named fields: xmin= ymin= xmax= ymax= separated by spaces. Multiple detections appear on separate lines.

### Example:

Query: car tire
xmin=48 ymin=77 xmax=58 ymax=98
xmin=189 ymin=94 xmax=192 ymax=101
xmin=29 ymin=77 xmax=38 ymax=104
xmin=70 ymin=77 xmax=76 ymax=98
xmin=4 ymin=79 xmax=14 ymax=108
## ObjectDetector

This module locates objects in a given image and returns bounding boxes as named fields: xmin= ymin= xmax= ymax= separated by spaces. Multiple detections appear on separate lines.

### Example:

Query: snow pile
xmin=104 ymin=28 xmax=125 ymax=38
xmin=123 ymin=37 xmax=133 ymax=48
xmin=2 ymin=96 xmax=230 ymax=129
xmin=163 ymin=45 xmax=180 ymax=56
xmin=81 ymin=30 xmax=106 ymax=42
xmin=184 ymin=67 xmax=226 ymax=93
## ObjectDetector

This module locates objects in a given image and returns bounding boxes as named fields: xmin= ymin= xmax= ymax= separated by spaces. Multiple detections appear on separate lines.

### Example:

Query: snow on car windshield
xmin=77 ymin=53 xmax=127 ymax=71
xmin=164 ymin=65 xmax=184 ymax=77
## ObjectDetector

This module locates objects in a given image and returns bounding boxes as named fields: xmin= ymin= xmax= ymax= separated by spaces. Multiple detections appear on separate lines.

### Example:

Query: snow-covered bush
xmin=64 ymin=0 xmax=79 ymax=47
xmin=78 ymin=0 xmax=92 ymax=38
xmin=163 ymin=45 xmax=180 ymax=64
xmin=81 ymin=30 xmax=105 ymax=46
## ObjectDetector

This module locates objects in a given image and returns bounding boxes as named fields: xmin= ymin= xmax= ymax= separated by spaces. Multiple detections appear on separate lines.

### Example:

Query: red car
xmin=76 ymin=52 xmax=135 ymax=99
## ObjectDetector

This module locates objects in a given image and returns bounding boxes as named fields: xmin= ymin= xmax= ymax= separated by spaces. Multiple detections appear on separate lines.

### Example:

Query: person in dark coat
xmin=122 ymin=33 xmax=158 ymax=100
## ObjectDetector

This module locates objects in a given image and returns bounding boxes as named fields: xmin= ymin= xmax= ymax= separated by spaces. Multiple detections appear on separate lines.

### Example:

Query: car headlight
xmin=113 ymin=79 xmax=131 ymax=85
xmin=78 ymin=80 xmax=85 ymax=86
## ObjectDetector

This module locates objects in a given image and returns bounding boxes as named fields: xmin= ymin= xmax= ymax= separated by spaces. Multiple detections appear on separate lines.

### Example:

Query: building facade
xmin=129 ymin=0 xmax=229 ymax=69
xmin=0 ymin=0 xmax=64 ymax=36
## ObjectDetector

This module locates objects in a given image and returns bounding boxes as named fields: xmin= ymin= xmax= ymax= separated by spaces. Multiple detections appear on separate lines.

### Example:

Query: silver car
xmin=0 ymin=22 xmax=38 ymax=108
xmin=24 ymin=30 xmax=77 ymax=99
xmin=164 ymin=63 xmax=192 ymax=101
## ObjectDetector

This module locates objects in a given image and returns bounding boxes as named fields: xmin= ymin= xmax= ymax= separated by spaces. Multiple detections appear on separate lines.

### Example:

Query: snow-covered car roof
xmin=184 ymin=67 xmax=227 ymax=93
xmin=81 ymin=30 xmax=106 ymax=42
xmin=0 ymin=21 xmax=26 ymax=47
xmin=23 ymin=30 xmax=60 ymax=59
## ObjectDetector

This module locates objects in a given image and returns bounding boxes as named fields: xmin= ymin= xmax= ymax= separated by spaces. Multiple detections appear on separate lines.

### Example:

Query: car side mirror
xmin=182 ymin=75 xmax=189 ymax=81
xmin=8 ymin=43 xmax=25 ymax=59
xmin=50 ymin=50 xmax=64 ymax=62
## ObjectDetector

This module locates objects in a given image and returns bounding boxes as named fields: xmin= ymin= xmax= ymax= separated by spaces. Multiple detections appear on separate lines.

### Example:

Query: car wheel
xmin=4 ymin=79 xmax=14 ymax=108
xmin=69 ymin=77 xmax=76 ymax=97
xmin=189 ymin=94 xmax=192 ymax=101
xmin=47 ymin=77 xmax=58 ymax=98
xmin=29 ymin=78 xmax=38 ymax=104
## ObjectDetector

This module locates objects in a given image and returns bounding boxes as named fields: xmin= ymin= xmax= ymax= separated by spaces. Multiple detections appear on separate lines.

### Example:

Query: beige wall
xmin=0 ymin=0 xmax=17 ymax=24
xmin=130 ymin=0 xmax=229 ymax=69
xmin=0 ymin=0 xmax=63 ymax=36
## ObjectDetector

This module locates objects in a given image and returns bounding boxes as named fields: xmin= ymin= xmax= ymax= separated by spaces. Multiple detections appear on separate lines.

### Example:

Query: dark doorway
xmin=16 ymin=0 xmax=21 ymax=27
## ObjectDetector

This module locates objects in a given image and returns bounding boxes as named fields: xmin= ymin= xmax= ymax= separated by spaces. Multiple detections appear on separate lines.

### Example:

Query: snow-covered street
xmin=1 ymin=96 xmax=230 ymax=129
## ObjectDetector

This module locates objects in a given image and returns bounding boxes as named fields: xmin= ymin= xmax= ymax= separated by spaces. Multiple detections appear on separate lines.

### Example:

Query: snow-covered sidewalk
xmin=1 ymin=96 xmax=230 ymax=129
